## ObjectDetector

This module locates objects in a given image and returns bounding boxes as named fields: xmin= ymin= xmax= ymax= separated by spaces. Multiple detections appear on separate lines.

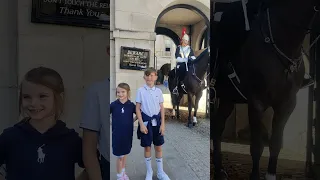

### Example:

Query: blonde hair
xmin=117 ymin=83 xmax=131 ymax=98
xmin=19 ymin=67 xmax=65 ymax=120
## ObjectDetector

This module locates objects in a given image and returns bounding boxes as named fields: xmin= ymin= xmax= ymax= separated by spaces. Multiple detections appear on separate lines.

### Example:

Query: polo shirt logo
xmin=121 ymin=107 xmax=124 ymax=113
xmin=37 ymin=144 xmax=46 ymax=164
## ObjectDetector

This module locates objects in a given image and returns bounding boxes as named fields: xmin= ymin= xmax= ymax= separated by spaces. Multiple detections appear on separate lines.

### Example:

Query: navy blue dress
xmin=0 ymin=119 xmax=84 ymax=180
xmin=110 ymin=99 xmax=136 ymax=156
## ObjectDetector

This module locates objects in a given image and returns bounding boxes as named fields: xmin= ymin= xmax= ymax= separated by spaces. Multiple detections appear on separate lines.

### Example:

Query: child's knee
xmin=144 ymin=146 xmax=152 ymax=152
xmin=154 ymin=145 xmax=162 ymax=152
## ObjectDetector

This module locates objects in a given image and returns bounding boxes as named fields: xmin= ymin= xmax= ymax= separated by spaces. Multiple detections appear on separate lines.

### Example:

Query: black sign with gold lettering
xmin=120 ymin=47 xmax=150 ymax=71
xmin=31 ymin=0 xmax=110 ymax=29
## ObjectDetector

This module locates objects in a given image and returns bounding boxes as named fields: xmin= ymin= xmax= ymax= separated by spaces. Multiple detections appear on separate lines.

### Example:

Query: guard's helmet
xmin=182 ymin=34 xmax=189 ymax=42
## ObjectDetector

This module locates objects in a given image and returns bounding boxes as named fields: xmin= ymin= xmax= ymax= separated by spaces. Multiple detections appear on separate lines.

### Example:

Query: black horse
xmin=168 ymin=48 xmax=209 ymax=127
xmin=211 ymin=0 xmax=320 ymax=179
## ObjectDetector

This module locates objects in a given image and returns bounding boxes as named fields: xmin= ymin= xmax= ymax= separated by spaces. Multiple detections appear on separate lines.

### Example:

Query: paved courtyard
xmin=110 ymin=118 xmax=210 ymax=180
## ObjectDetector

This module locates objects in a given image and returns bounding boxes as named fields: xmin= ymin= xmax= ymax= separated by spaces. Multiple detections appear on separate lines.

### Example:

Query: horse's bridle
xmin=260 ymin=3 xmax=320 ymax=73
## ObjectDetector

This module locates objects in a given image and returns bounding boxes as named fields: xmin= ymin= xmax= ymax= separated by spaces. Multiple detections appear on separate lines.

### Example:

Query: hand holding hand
xmin=140 ymin=124 xmax=148 ymax=134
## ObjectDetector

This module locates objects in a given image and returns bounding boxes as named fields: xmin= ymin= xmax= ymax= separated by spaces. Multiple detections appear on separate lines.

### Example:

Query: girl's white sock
xmin=117 ymin=173 xmax=122 ymax=178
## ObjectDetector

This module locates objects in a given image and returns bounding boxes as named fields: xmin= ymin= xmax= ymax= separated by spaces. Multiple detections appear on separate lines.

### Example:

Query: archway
xmin=154 ymin=3 xmax=210 ymax=114
xmin=155 ymin=4 xmax=210 ymax=46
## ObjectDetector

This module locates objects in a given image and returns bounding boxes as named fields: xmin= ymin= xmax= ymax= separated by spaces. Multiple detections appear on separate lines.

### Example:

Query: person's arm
xmin=189 ymin=48 xmax=196 ymax=60
xmin=135 ymin=90 xmax=147 ymax=134
xmin=160 ymin=103 xmax=165 ymax=126
xmin=82 ymin=130 xmax=101 ymax=180
xmin=136 ymin=103 xmax=147 ymax=134
xmin=159 ymin=91 xmax=165 ymax=135
xmin=175 ymin=46 xmax=188 ymax=63
xmin=133 ymin=104 xmax=138 ymax=121
xmin=80 ymin=84 xmax=102 ymax=180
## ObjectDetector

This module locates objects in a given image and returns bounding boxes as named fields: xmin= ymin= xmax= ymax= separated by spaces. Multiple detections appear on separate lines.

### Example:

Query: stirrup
xmin=172 ymin=86 xmax=179 ymax=95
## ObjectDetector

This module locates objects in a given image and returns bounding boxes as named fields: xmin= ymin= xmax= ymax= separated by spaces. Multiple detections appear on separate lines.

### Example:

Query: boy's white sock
xmin=156 ymin=157 xmax=164 ymax=174
xmin=145 ymin=157 xmax=153 ymax=173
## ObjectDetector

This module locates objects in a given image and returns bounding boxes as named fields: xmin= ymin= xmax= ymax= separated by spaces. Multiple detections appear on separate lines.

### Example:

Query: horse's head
xmin=160 ymin=63 xmax=171 ymax=76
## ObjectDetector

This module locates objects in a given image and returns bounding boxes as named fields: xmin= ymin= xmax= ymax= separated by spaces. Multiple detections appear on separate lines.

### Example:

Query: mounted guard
xmin=173 ymin=28 xmax=197 ymax=95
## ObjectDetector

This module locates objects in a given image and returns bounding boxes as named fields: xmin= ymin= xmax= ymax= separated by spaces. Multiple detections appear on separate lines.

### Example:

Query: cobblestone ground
xmin=211 ymin=143 xmax=312 ymax=180
xmin=110 ymin=110 xmax=210 ymax=180
xmin=165 ymin=118 xmax=210 ymax=180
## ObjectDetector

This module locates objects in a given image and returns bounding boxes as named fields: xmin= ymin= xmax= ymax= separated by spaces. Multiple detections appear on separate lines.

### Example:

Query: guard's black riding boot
xmin=172 ymin=77 xmax=179 ymax=95
xmin=301 ymin=77 xmax=315 ymax=89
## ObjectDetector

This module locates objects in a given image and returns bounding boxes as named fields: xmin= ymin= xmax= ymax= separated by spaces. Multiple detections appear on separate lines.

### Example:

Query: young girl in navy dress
xmin=0 ymin=67 xmax=88 ymax=180
xmin=110 ymin=83 xmax=136 ymax=180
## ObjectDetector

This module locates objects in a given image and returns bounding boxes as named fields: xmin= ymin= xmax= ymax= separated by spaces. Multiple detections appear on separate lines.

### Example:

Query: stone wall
xmin=0 ymin=0 xmax=19 ymax=131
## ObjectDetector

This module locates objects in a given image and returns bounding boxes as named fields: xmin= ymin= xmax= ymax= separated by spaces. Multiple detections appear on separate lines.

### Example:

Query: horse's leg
xmin=212 ymin=99 xmax=234 ymax=179
xmin=193 ymin=90 xmax=203 ymax=126
xmin=248 ymin=98 xmax=267 ymax=180
xmin=170 ymin=93 xmax=176 ymax=119
xmin=176 ymin=93 xmax=183 ymax=119
xmin=172 ymin=105 xmax=176 ymax=119
xmin=266 ymin=96 xmax=296 ymax=180
xmin=187 ymin=93 xmax=193 ymax=128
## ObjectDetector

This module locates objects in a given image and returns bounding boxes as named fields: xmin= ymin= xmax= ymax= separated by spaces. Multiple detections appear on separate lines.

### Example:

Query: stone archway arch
xmin=195 ymin=26 xmax=208 ymax=51
xmin=155 ymin=4 xmax=210 ymax=33
xmin=155 ymin=27 xmax=180 ymax=46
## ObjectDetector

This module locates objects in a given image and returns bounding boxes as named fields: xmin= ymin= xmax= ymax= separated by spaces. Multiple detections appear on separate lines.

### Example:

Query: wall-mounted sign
xmin=31 ymin=0 xmax=110 ymax=29
xmin=120 ymin=47 xmax=150 ymax=71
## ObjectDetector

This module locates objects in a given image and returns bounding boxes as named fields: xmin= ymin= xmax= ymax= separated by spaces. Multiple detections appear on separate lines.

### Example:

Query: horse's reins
xmin=191 ymin=49 xmax=211 ymax=88
xmin=180 ymin=47 xmax=210 ymax=87
xmin=262 ymin=5 xmax=320 ymax=73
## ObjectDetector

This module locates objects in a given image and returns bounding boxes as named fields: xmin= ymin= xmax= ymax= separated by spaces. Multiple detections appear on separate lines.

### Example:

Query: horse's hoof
xmin=193 ymin=122 xmax=196 ymax=126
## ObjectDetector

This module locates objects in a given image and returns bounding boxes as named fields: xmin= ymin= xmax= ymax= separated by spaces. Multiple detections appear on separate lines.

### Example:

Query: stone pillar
xmin=0 ymin=0 xmax=18 ymax=131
